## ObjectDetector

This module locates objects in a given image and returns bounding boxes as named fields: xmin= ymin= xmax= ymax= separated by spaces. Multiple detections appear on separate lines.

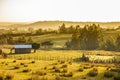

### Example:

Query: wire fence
xmin=7 ymin=55 xmax=75 ymax=61
xmin=7 ymin=55 xmax=120 ymax=63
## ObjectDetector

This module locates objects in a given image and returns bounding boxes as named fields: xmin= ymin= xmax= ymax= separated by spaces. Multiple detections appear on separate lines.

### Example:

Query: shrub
xmin=62 ymin=68 xmax=68 ymax=73
xmin=63 ymin=72 xmax=73 ymax=77
xmin=61 ymin=64 xmax=68 ymax=68
xmin=24 ymin=65 xmax=28 ymax=67
xmin=54 ymin=67 xmax=61 ymax=73
xmin=114 ymin=75 xmax=120 ymax=80
xmin=88 ymin=68 xmax=98 ymax=77
xmin=111 ymin=68 xmax=120 ymax=73
xmin=4 ymin=73 xmax=14 ymax=80
xmin=84 ymin=66 xmax=91 ymax=69
xmin=106 ymin=67 xmax=111 ymax=70
xmin=52 ymin=63 xmax=58 ymax=65
xmin=55 ymin=76 xmax=61 ymax=80
xmin=60 ymin=60 xmax=65 ymax=64
xmin=32 ymin=70 xmax=47 ymax=76
xmin=104 ymin=71 xmax=113 ymax=78
xmin=52 ymin=66 xmax=56 ymax=69
xmin=5 ymin=63 xmax=8 ymax=65
xmin=68 ymin=61 xmax=72 ymax=65
xmin=13 ymin=60 xmax=16 ymax=63
xmin=93 ymin=68 xmax=98 ymax=71
xmin=31 ymin=61 xmax=35 ymax=63
xmin=58 ymin=60 xmax=60 ymax=63
xmin=110 ymin=68 xmax=118 ymax=72
xmin=0 ymin=75 xmax=3 ymax=80
xmin=0 ymin=72 xmax=14 ymax=80
xmin=78 ymin=67 xmax=84 ymax=72
xmin=44 ymin=67 xmax=47 ymax=70
xmin=55 ymin=76 xmax=67 ymax=80
xmin=1 ymin=62 xmax=4 ymax=64
xmin=14 ymin=66 xmax=19 ymax=69
xmin=91 ymin=64 xmax=94 ymax=68
xmin=81 ymin=76 xmax=86 ymax=79
xmin=20 ymin=63 xmax=24 ymax=65
xmin=22 ymin=68 xmax=31 ymax=72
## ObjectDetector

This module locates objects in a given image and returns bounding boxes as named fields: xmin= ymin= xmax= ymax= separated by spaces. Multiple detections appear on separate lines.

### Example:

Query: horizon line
xmin=1 ymin=20 xmax=120 ymax=23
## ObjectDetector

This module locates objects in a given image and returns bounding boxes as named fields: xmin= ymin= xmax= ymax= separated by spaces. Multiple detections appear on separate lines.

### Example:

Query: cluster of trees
xmin=28 ymin=23 xmax=81 ymax=35
xmin=0 ymin=23 xmax=120 ymax=52
xmin=0 ymin=35 xmax=33 ymax=44
xmin=101 ymin=35 xmax=120 ymax=51
xmin=66 ymin=24 xmax=120 ymax=51
xmin=0 ymin=23 xmax=79 ymax=44
xmin=59 ymin=23 xmax=80 ymax=34
xmin=15 ymin=36 xmax=33 ymax=44
xmin=32 ymin=41 xmax=54 ymax=52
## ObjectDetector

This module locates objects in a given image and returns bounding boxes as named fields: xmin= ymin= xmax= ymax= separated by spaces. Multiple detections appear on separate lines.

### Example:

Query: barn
xmin=14 ymin=44 xmax=32 ymax=53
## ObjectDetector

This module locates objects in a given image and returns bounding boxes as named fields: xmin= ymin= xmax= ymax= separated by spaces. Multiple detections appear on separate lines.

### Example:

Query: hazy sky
xmin=0 ymin=0 xmax=120 ymax=22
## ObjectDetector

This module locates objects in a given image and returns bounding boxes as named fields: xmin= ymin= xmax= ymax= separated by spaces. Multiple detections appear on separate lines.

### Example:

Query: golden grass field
xmin=0 ymin=49 xmax=120 ymax=80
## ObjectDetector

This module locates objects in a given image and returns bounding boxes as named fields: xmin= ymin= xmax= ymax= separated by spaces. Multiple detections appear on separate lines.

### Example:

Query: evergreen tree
xmin=70 ymin=33 xmax=80 ymax=49
xmin=59 ymin=23 xmax=67 ymax=33
xmin=104 ymin=38 xmax=116 ymax=51
xmin=27 ymin=36 xmax=33 ymax=44
xmin=28 ymin=27 xmax=34 ymax=34
xmin=17 ymin=35 xmax=27 ymax=44
xmin=7 ymin=36 xmax=14 ymax=44
xmin=36 ymin=28 xmax=43 ymax=35
xmin=67 ymin=25 xmax=75 ymax=33
xmin=116 ymin=34 xmax=120 ymax=51
xmin=68 ymin=24 xmax=103 ymax=50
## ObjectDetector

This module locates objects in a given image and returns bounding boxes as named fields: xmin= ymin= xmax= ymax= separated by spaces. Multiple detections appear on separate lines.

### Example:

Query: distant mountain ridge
xmin=0 ymin=21 xmax=120 ymax=30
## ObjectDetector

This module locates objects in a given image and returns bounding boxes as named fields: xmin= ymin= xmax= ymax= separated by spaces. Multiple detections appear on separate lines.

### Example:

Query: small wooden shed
xmin=14 ymin=44 xmax=32 ymax=53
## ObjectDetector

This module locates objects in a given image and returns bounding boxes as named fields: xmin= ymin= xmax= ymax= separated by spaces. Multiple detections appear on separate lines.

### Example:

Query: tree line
xmin=0 ymin=23 xmax=120 ymax=51
xmin=65 ymin=24 xmax=120 ymax=51
xmin=0 ymin=23 xmax=79 ymax=44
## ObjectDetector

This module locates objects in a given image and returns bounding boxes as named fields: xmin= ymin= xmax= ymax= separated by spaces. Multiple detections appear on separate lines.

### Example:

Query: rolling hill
xmin=0 ymin=21 xmax=120 ymax=30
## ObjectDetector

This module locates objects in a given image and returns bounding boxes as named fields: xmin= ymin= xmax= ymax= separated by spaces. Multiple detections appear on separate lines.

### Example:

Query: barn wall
xmin=15 ymin=48 xmax=31 ymax=53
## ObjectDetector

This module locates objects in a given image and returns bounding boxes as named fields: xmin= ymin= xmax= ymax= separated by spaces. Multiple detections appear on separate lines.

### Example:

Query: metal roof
xmin=14 ymin=44 xmax=32 ymax=48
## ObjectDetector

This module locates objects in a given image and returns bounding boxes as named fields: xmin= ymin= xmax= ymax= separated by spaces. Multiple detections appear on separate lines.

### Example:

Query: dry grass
xmin=0 ymin=50 xmax=119 ymax=80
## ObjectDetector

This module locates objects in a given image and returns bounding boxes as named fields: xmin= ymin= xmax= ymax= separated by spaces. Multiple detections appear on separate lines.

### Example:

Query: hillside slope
xmin=0 ymin=21 xmax=120 ymax=30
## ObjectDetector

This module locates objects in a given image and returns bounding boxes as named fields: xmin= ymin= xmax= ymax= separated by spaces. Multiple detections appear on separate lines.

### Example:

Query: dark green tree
xmin=116 ymin=34 xmax=120 ymax=51
xmin=41 ymin=41 xmax=53 ymax=48
xmin=67 ymin=25 xmax=75 ymax=33
xmin=59 ymin=23 xmax=67 ymax=33
xmin=36 ymin=28 xmax=43 ymax=35
xmin=28 ymin=27 xmax=34 ymax=34
xmin=32 ymin=43 xmax=40 ymax=53
xmin=27 ymin=36 xmax=33 ymax=44
xmin=65 ymin=40 xmax=71 ymax=49
xmin=70 ymin=33 xmax=80 ymax=49
xmin=17 ymin=35 xmax=27 ymax=44
xmin=68 ymin=24 xmax=103 ymax=50
xmin=104 ymin=38 xmax=116 ymax=51
xmin=7 ymin=36 xmax=14 ymax=44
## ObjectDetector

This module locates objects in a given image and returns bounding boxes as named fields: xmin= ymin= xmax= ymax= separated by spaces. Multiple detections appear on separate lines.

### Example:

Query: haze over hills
xmin=0 ymin=21 xmax=120 ymax=30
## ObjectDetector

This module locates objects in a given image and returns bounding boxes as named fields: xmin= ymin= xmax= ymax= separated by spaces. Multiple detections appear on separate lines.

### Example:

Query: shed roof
xmin=14 ymin=44 xmax=32 ymax=48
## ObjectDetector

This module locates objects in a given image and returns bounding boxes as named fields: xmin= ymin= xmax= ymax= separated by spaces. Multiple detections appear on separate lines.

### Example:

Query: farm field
xmin=31 ymin=34 xmax=72 ymax=47
xmin=0 ymin=50 xmax=120 ymax=80
xmin=12 ymin=34 xmax=72 ymax=48
xmin=0 ymin=22 xmax=120 ymax=80
xmin=13 ymin=30 xmax=120 ymax=49
xmin=0 ymin=32 xmax=120 ymax=80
